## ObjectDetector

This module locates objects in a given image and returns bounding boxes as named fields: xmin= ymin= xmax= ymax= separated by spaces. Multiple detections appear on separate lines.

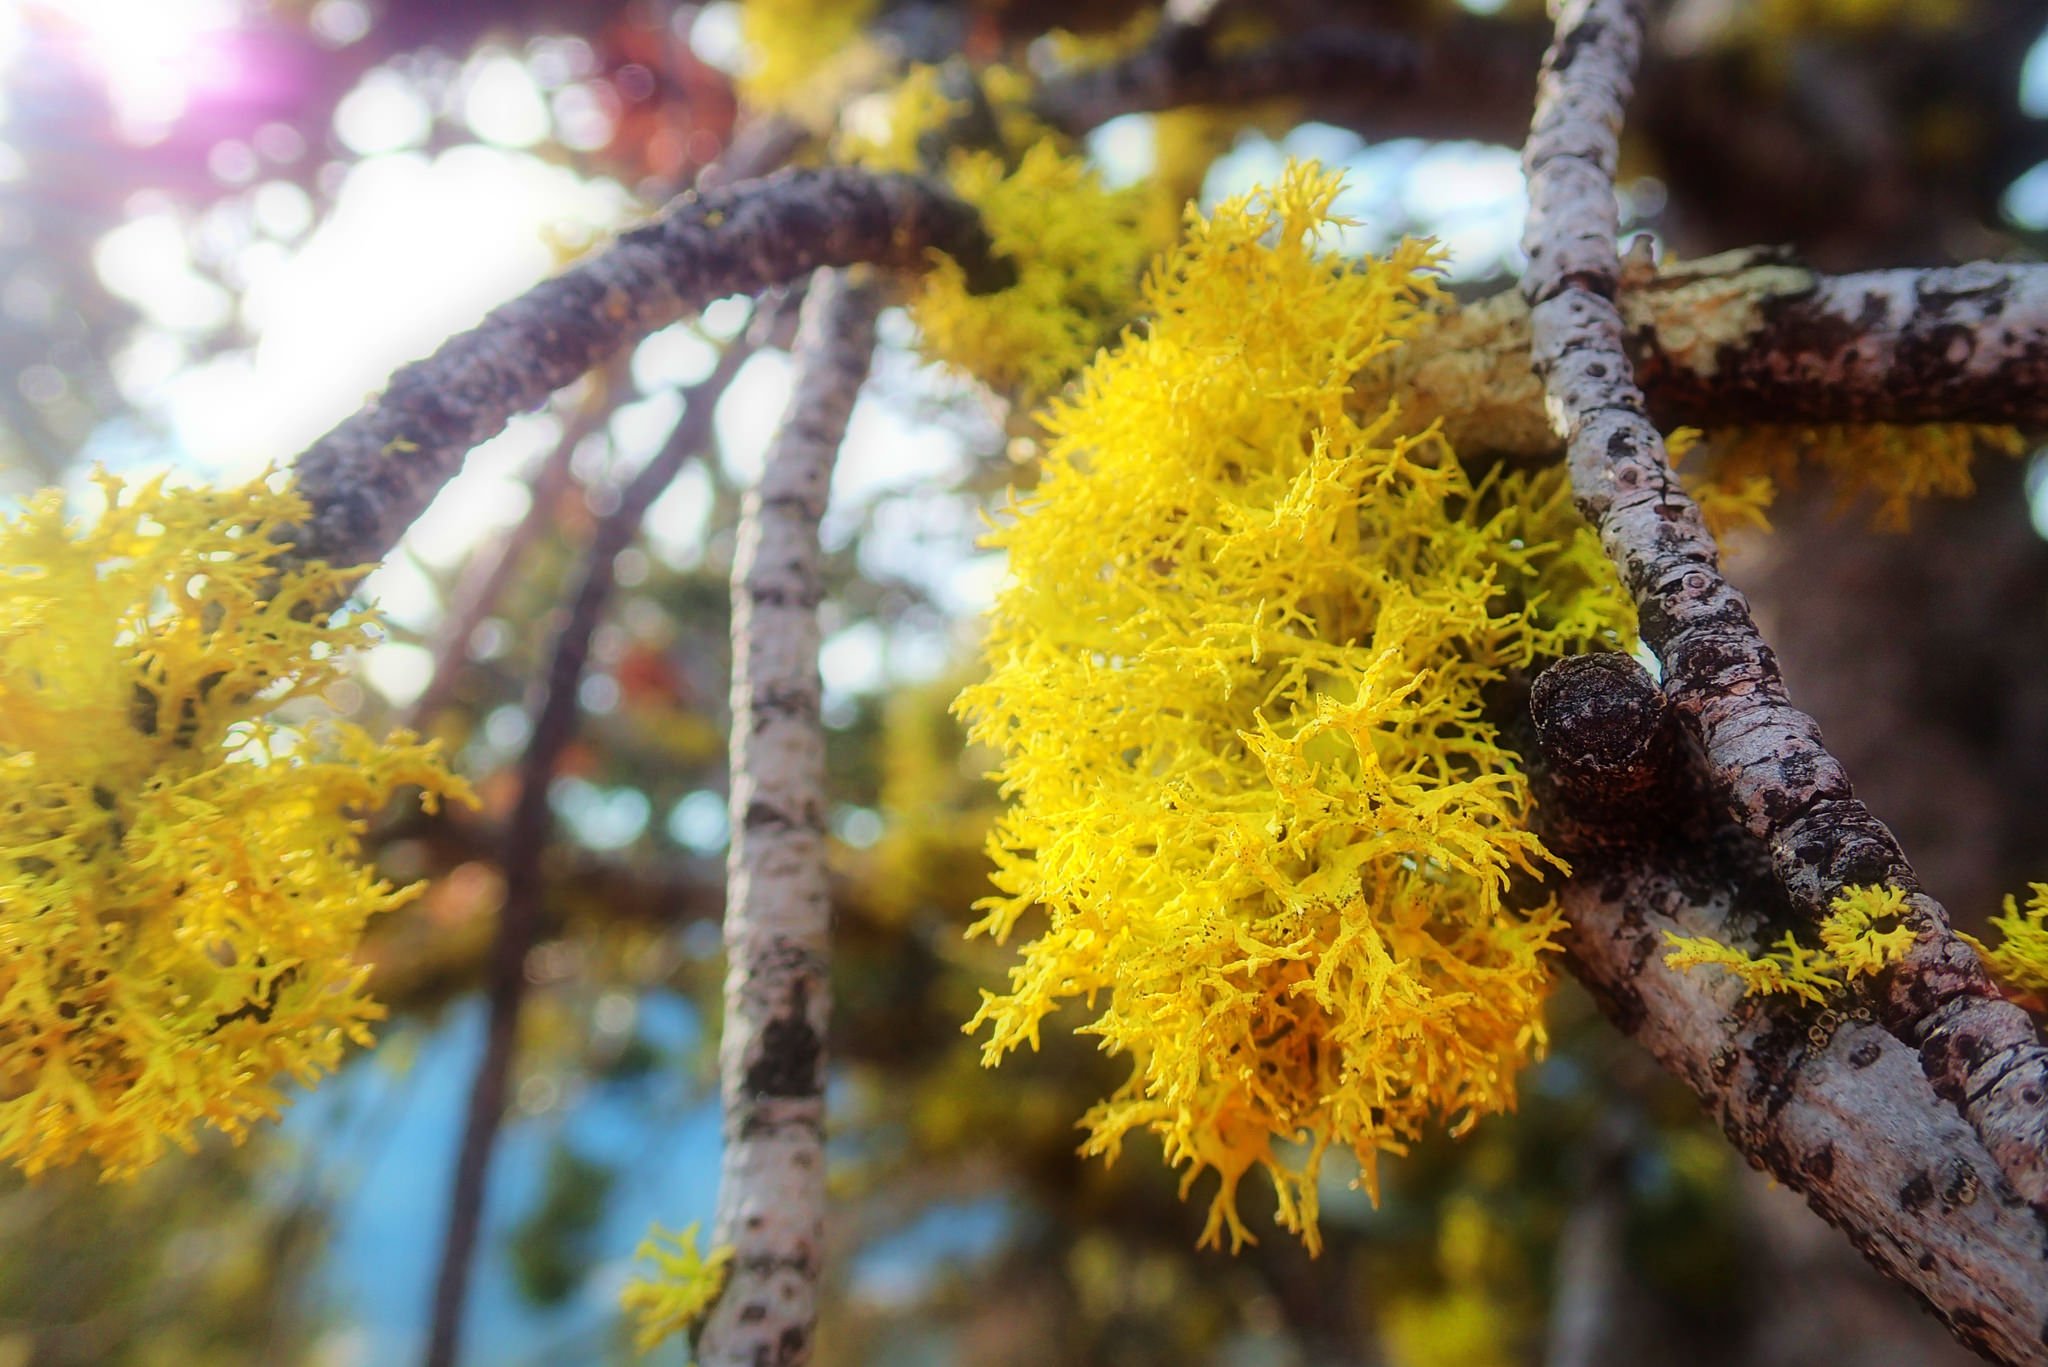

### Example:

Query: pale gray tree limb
xmin=1563 ymin=854 xmax=2048 ymax=1366
xmin=421 ymin=327 xmax=757 ymax=1367
xmin=698 ymin=271 xmax=882 ymax=1367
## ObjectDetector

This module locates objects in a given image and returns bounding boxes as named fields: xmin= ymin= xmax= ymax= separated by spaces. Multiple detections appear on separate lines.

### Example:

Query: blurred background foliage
xmin=5 ymin=0 xmax=2048 ymax=1362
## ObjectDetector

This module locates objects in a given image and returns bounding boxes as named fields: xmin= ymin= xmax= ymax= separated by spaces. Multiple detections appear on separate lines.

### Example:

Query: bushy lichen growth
xmin=1968 ymin=884 xmax=2048 ymax=997
xmin=1685 ymin=422 xmax=2022 ymax=532
xmin=845 ymin=64 xmax=1152 ymax=401
xmin=619 ymin=1221 xmax=733 ymax=1354
xmin=957 ymin=161 xmax=1633 ymax=1254
xmin=0 ymin=473 xmax=472 ymax=1179
xmin=737 ymin=0 xmax=880 ymax=120
xmin=1664 ymin=884 xmax=1917 ymax=1003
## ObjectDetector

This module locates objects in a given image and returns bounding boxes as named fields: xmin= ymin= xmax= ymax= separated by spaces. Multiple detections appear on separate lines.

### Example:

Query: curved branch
xmin=698 ymin=272 xmax=881 ymax=1366
xmin=1520 ymin=0 xmax=2048 ymax=1268
xmin=1533 ymin=654 xmax=2048 ymax=1364
xmin=283 ymin=168 xmax=1007 ymax=574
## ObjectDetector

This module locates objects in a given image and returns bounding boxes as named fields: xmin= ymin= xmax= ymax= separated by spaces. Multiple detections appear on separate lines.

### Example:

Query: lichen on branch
xmin=844 ymin=63 xmax=1153 ymax=401
xmin=0 ymin=473 xmax=471 ymax=1180
xmin=958 ymin=161 xmax=1631 ymax=1254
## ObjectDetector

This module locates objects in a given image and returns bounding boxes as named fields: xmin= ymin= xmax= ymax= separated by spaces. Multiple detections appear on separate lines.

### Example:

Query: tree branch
xmin=1520 ymin=0 xmax=2048 ymax=1323
xmin=1562 ymin=852 xmax=2048 ymax=1366
xmin=1532 ymin=655 xmax=2048 ymax=1364
xmin=407 ymin=384 xmax=607 ymax=727
xmin=1379 ymin=254 xmax=2048 ymax=458
xmin=282 ymin=168 xmax=1007 ymax=575
xmin=420 ymin=330 xmax=755 ymax=1367
xmin=1030 ymin=26 xmax=1422 ymax=135
xmin=697 ymin=272 xmax=880 ymax=1366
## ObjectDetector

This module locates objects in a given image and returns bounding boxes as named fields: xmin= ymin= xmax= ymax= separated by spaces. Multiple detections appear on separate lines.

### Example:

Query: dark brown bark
xmin=1030 ymin=26 xmax=1423 ymax=134
xmin=283 ymin=168 xmax=1007 ymax=575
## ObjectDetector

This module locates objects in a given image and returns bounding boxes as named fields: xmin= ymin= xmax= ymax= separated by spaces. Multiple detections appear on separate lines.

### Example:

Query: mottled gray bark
xmin=1562 ymin=858 xmax=2048 ymax=1366
xmin=1519 ymin=0 xmax=2048 ymax=1332
xmin=1532 ymin=656 xmax=2048 ymax=1365
xmin=1629 ymin=259 xmax=2048 ymax=430
xmin=282 ymin=169 xmax=1005 ymax=575
xmin=1381 ymin=255 xmax=2048 ymax=459
xmin=699 ymin=272 xmax=881 ymax=1367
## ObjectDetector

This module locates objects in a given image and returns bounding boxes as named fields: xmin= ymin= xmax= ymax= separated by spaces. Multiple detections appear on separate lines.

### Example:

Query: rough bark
xmin=420 ymin=334 xmax=754 ymax=1367
xmin=1532 ymin=657 xmax=2048 ymax=1364
xmin=1520 ymin=0 xmax=2048 ymax=1306
xmin=1561 ymin=856 xmax=2048 ymax=1367
xmin=699 ymin=273 xmax=881 ymax=1367
xmin=282 ymin=168 xmax=1006 ymax=575
xmin=1377 ymin=256 xmax=2048 ymax=459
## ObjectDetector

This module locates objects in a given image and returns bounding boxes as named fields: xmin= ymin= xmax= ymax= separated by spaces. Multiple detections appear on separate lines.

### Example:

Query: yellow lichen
xmin=1687 ymin=422 xmax=2022 ymax=532
xmin=1664 ymin=884 xmax=1916 ymax=1004
xmin=1970 ymin=883 xmax=2048 ymax=996
xmin=1668 ymin=426 xmax=1774 ymax=540
xmin=737 ymin=0 xmax=881 ymax=120
xmin=0 ymin=472 xmax=473 ymax=1180
xmin=619 ymin=1221 xmax=733 ymax=1354
xmin=911 ymin=139 xmax=1149 ymax=401
xmin=845 ymin=65 xmax=1152 ymax=402
xmin=957 ymin=161 xmax=1633 ymax=1255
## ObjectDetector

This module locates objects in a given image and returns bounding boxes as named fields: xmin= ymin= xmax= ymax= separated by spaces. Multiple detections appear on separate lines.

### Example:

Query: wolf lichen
xmin=845 ymin=63 xmax=1151 ymax=401
xmin=1663 ymin=884 xmax=1917 ymax=1004
xmin=0 ymin=473 xmax=472 ymax=1179
xmin=736 ymin=0 xmax=880 ymax=120
xmin=1967 ymin=883 xmax=2048 ymax=997
xmin=957 ymin=161 xmax=1632 ymax=1254
xmin=620 ymin=1221 xmax=733 ymax=1353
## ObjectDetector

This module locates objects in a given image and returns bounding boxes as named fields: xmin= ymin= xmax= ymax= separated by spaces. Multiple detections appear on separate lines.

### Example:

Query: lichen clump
xmin=0 ymin=473 xmax=472 ymax=1179
xmin=619 ymin=1221 xmax=733 ymax=1353
xmin=845 ymin=65 xmax=1152 ymax=402
xmin=1663 ymin=883 xmax=1919 ymax=1002
xmin=1970 ymin=884 xmax=2048 ymax=996
xmin=1685 ymin=421 xmax=2022 ymax=533
xmin=737 ymin=0 xmax=880 ymax=120
xmin=958 ymin=162 xmax=1633 ymax=1253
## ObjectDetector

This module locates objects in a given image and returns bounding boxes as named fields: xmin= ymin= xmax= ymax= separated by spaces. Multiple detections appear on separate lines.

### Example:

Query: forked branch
xmin=1520 ymin=2 xmax=2048 ymax=1357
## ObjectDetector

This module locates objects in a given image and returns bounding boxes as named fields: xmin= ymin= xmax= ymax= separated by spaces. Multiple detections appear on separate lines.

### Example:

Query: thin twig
xmin=1031 ymin=26 xmax=1422 ymax=135
xmin=1520 ymin=0 xmax=2048 ymax=1212
xmin=407 ymin=385 xmax=609 ymax=728
xmin=695 ymin=271 xmax=882 ymax=1367
xmin=420 ymin=327 xmax=757 ymax=1367
xmin=1543 ymin=1115 xmax=1632 ymax=1367
xmin=283 ymin=168 xmax=1009 ymax=575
